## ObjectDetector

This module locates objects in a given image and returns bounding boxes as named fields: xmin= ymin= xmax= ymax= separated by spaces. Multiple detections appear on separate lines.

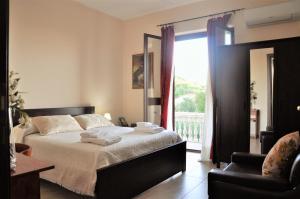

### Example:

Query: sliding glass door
xmin=143 ymin=34 xmax=161 ymax=124
xmin=174 ymin=32 xmax=208 ymax=151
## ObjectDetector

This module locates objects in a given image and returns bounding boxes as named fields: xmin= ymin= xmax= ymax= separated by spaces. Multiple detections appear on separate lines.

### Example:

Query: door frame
xmin=266 ymin=53 xmax=274 ymax=130
xmin=0 ymin=0 xmax=11 ymax=198
xmin=143 ymin=33 xmax=161 ymax=122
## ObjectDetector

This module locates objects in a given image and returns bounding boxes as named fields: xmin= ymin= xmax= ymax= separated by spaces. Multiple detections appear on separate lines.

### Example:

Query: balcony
xmin=175 ymin=112 xmax=205 ymax=151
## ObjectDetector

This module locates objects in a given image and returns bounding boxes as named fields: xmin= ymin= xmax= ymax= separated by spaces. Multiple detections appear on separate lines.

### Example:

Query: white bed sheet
xmin=24 ymin=126 xmax=181 ymax=196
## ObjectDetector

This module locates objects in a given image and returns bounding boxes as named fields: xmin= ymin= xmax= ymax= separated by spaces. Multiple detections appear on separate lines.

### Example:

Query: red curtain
xmin=207 ymin=14 xmax=231 ymax=164
xmin=160 ymin=26 xmax=175 ymax=129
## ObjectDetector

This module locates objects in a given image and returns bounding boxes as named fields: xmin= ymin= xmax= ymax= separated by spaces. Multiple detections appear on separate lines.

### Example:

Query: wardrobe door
xmin=274 ymin=38 xmax=300 ymax=134
xmin=216 ymin=45 xmax=250 ymax=163
xmin=0 ymin=0 xmax=11 ymax=198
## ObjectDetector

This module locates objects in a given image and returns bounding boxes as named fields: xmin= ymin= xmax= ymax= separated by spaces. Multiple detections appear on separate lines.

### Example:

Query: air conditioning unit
xmin=244 ymin=0 xmax=300 ymax=27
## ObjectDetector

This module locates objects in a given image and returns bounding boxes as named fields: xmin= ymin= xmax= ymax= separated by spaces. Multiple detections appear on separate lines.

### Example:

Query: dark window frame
xmin=174 ymin=31 xmax=208 ymax=152
xmin=175 ymin=32 xmax=207 ymax=42
xmin=224 ymin=27 xmax=235 ymax=45
xmin=175 ymin=27 xmax=234 ymax=44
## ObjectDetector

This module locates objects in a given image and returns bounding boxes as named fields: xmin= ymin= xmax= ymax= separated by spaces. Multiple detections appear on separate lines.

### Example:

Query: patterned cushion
xmin=262 ymin=131 xmax=300 ymax=178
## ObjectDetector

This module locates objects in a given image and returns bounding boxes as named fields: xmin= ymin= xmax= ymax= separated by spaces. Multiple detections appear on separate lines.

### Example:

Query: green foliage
xmin=195 ymin=91 xmax=206 ymax=112
xmin=175 ymin=76 xmax=200 ymax=97
xmin=250 ymin=81 xmax=257 ymax=106
xmin=175 ymin=76 xmax=206 ymax=113
xmin=9 ymin=71 xmax=29 ymax=127
xmin=176 ymin=97 xmax=197 ymax=112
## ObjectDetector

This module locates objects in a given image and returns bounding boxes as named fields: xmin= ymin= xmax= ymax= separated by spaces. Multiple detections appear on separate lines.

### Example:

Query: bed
xmin=13 ymin=106 xmax=186 ymax=199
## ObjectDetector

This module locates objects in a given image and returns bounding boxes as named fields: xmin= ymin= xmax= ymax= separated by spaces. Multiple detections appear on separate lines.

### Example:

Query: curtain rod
xmin=157 ymin=8 xmax=245 ymax=27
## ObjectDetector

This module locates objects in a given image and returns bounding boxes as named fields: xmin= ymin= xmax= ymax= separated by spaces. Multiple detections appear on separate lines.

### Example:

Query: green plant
xmin=250 ymin=81 xmax=258 ymax=107
xmin=9 ymin=71 xmax=29 ymax=127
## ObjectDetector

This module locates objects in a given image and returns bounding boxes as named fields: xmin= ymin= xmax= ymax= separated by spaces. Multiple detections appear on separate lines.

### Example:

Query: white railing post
xmin=175 ymin=112 xmax=205 ymax=144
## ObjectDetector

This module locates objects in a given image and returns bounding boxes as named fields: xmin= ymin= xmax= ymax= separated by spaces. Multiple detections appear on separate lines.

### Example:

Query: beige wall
xmin=122 ymin=0 xmax=300 ymax=123
xmin=9 ymin=0 xmax=123 ymax=122
xmin=9 ymin=0 xmax=300 ymax=124
xmin=250 ymin=48 xmax=274 ymax=133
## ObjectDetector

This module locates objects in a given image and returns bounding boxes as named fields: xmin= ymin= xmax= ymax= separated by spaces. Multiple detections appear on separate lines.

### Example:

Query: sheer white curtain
xmin=200 ymin=72 xmax=213 ymax=161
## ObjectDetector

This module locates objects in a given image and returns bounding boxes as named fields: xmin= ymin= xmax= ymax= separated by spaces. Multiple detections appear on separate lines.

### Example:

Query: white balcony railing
xmin=175 ymin=112 xmax=205 ymax=144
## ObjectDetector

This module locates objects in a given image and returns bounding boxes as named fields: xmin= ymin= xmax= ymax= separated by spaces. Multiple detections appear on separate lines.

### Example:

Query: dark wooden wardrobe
xmin=215 ymin=36 xmax=300 ymax=164
xmin=0 ymin=0 xmax=11 ymax=198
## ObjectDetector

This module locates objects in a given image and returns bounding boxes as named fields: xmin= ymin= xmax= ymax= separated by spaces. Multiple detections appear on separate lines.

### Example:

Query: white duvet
xmin=23 ymin=126 xmax=181 ymax=196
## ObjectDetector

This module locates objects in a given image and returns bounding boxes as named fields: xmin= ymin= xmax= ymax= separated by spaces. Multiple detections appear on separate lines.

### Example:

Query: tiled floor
xmin=134 ymin=152 xmax=214 ymax=199
xmin=41 ymin=152 xmax=215 ymax=199
xmin=250 ymin=138 xmax=261 ymax=154
xmin=186 ymin=142 xmax=201 ymax=151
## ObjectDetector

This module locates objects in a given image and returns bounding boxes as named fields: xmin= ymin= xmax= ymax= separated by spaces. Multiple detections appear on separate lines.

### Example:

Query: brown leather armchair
xmin=208 ymin=152 xmax=300 ymax=199
xmin=260 ymin=131 xmax=279 ymax=154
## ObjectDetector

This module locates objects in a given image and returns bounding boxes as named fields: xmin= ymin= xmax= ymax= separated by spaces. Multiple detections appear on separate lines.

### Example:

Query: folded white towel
xmin=81 ymin=136 xmax=121 ymax=146
xmin=134 ymin=126 xmax=165 ymax=134
xmin=80 ymin=131 xmax=100 ymax=138
xmin=136 ymin=122 xmax=153 ymax=128
xmin=80 ymin=128 xmax=115 ymax=138
xmin=80 ymin=128 xmax=122 ymax=146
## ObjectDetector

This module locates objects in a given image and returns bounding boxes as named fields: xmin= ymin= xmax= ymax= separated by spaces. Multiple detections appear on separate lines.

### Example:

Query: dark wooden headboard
xmin=13 ymin=106 xmax=95 ymax=125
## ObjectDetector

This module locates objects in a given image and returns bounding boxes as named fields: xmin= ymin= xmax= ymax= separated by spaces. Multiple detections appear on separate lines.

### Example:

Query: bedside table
xmin=11 ymin=154 xmax=54 ymax=199
xmin=15 ymin=143 xmax=32 ymax=156
xmin=131 ymin=123 xmax=137 ymax=127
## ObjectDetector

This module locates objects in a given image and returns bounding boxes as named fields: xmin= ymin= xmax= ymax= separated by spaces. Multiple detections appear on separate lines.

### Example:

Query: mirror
xmin=144 ymin=35 xmax=161 ymax=125
xmin=250 ymin=47 xmax=274 ymax=153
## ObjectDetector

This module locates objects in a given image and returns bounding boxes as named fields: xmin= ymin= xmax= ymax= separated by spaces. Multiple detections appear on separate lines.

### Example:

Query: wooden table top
xmin=11 ymin=153 xmax=54 ymax=178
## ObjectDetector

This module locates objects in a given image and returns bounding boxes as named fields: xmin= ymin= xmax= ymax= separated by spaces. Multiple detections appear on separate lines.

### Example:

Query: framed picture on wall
xmin=132 ymin=52 xmax=154 ymax=89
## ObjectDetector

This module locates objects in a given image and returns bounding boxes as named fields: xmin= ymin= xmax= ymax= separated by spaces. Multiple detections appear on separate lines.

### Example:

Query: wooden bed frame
xmin=13 ymin=106 xmax=186 ymax=199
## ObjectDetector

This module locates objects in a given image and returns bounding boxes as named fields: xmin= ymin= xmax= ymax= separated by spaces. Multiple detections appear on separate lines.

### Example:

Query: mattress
xmin=24 ymin=126 xmax=181 ymax=196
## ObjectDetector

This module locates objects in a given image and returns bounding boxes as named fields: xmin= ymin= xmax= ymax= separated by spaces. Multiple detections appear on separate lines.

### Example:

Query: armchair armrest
xmin=208 ymin=169 xmax=290 ymax=193
xmin=231 ymin=152 xmax=266 ymax=167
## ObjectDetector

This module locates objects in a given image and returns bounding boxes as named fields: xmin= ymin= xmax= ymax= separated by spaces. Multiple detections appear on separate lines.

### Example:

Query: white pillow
xmin=74 ymin=114 xmax=114 ymax=130
xmin=12 ymin=123 xmax=38 ymax=143
xmin=32 ymin=115 xmax=83 ymax=135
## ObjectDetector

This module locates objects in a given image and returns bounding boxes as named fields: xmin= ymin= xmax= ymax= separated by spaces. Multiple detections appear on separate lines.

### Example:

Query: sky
xmin=174 ymin=37 xmax=208 ymax=86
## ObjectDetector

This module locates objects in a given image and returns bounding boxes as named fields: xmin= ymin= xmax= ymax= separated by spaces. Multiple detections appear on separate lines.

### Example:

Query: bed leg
xmin=181 ymin=142 xmax=186 ymax=172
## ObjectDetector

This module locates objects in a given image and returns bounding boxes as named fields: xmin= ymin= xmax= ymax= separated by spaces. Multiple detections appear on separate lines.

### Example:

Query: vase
xmin=9 ymin=108 xmax=16 ymax=171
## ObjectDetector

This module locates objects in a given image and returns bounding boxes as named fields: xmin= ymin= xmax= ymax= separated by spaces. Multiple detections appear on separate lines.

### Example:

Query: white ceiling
xmin=73 ymin=0 xmax=206 ymax=20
